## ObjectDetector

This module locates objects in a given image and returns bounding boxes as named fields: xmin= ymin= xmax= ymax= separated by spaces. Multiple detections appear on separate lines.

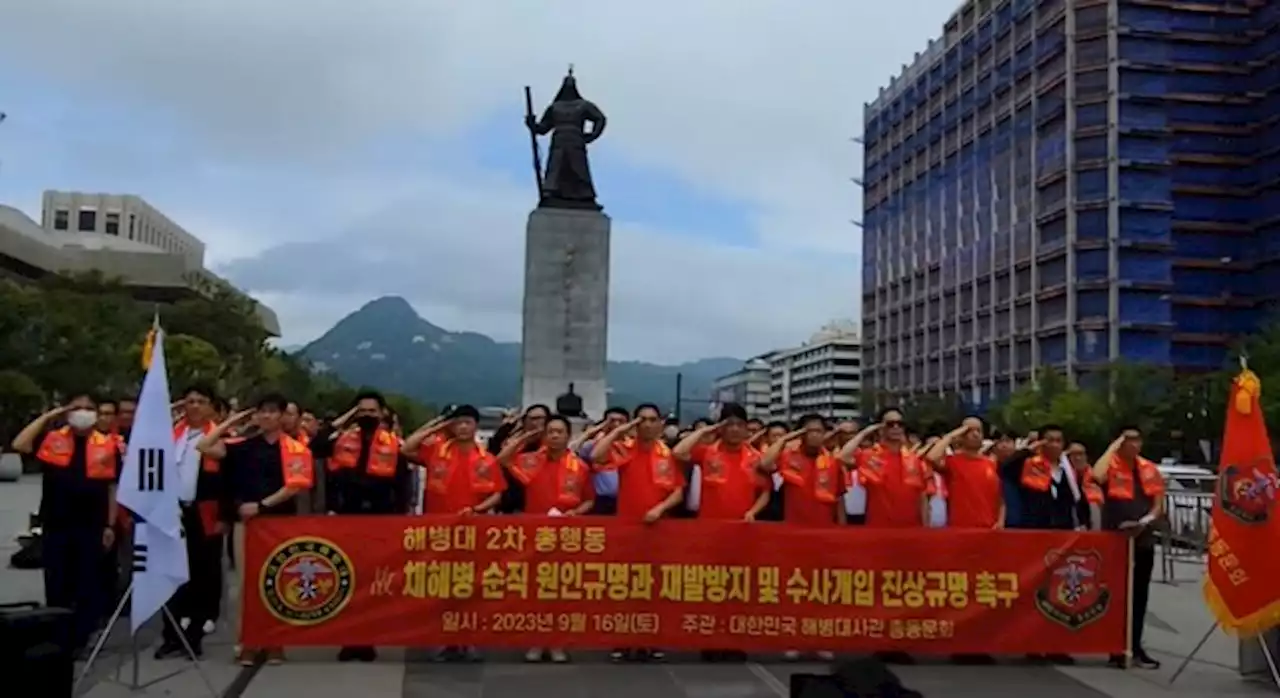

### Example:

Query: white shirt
xmin=174 ymin=427 xmax=204 ymax=503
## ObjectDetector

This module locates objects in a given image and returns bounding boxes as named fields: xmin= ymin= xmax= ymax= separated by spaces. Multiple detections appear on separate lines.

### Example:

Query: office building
xmin=711 ymin=354 xmax=774 ymax=420
xmin=0 ymin=192 xmax=279 ymax=334
xmin=861 ymin=0 xmax=1277 ymax=409
xmin=769 ymin=321 xmax=863 ymax=424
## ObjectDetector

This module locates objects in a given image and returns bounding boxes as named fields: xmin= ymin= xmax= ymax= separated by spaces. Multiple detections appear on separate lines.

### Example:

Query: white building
xmin=769 ymin=321 xmax=863 ymax=424
xmin=710 ymin=354 xmax=774 ymax=420
xmin=0 ymin=191 xmax=279 ymax=334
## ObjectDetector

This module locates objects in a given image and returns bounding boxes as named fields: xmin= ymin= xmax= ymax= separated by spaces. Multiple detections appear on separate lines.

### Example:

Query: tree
xmin=0 ymin=369 xmax=45 ymax=450
xmin=0 ymin=273 xmax=432 ymax=432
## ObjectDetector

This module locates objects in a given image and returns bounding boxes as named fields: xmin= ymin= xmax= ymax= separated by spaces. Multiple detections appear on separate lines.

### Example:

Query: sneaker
xmin=816 ymin=651 xmax=835 ymax=661
xmin=610 ymin=649 xmax=627 ymax=662
xmin=1107 ymin=654 xmax=1126 ymax=669
xmin=235 ymin=647 xmax=258 ymax=667
xmin=1045 ymin=653 xmax=1074 ymax=665
xmin=783 ymin=650 xmax=801 ymax=662
xmin=647 ymin=649 xmax=665 ymax=662
xmin=462 ymin=646 xmax=481 ymax=662
xmin=525 ymin=648 xmax=544 ymax=663
xmin=202 ymin=620 xmax=216 ymax=634
xmin=1134 ymin=651 xmax=1161 ymax=670
xmin=338 ymin=647 xmax=358 ymax=662
xmin=266 ymin=648 xmax=285 ymax=665
xmin=549 ymin=649 xmax=569 ymax=663
xmin=359 ymin=647 xmax=377 ymax=662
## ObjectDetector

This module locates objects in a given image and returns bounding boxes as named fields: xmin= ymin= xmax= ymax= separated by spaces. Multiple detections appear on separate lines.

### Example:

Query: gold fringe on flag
xmin=141 ymin=327 xmax=157 ymax=370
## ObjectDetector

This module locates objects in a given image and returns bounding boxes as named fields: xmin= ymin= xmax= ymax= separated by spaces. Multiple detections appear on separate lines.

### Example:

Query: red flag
xmin=1203 ymin=368 xmax=1280 ymax=637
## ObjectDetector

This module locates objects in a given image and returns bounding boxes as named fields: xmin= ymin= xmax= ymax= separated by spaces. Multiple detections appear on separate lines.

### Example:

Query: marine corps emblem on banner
xmin=1033 ymin=549 xmax=1111 ymax=630
xmin=259 ymin=537 xmax=355 ymax=626
xmin=1218 ymin=459 xmax=1277 ymax=525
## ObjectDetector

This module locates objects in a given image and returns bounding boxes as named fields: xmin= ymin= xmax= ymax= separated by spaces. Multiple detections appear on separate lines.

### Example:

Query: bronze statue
xmin=524 ymin=68 xmax=607 ymax=210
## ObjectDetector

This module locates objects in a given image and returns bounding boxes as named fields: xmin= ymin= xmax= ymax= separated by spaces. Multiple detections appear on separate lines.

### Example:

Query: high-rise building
xmin=711 ymin=354 xmax=775 ymax=420
xmin=861 ymin=0 xmax=1278 ymax=409
xmin=769 ymin=322 xmax=863 ymax=424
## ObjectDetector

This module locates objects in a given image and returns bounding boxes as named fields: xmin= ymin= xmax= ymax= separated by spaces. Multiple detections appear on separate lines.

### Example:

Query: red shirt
xmin=688 ymin=442 xmax=769 ymax=520
xmin=605 ymin=439 xmax=686 ymax=521
xmin=781 ymin=447 xmax=845 ymax=528
xmin=418 ymin=441 xmax=505 ymax=514
xmin=855 ymin=446 xmax=927 ymax=528
xmin=522 ymin=450 xmax=595 ymax=514
xmin=942 ymin=452 xmax=1002 ymax=528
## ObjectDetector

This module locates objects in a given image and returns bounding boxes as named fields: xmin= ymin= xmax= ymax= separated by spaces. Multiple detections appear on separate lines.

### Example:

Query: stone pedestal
xmin=520 ymin=207 xmax=610 ymax=420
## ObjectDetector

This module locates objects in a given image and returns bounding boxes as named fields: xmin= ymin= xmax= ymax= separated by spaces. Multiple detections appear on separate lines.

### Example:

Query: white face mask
xmin=67 ymin=409 xmax=98 ymax=430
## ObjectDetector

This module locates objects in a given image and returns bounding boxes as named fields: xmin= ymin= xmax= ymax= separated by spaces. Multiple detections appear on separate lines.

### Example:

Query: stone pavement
xmin=3 ymin=475 xmax=1276 ymax=697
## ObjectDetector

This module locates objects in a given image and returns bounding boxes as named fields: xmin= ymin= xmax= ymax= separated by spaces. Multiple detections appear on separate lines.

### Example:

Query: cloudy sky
xmin=0 ymin=0 xmax=956 ymax=364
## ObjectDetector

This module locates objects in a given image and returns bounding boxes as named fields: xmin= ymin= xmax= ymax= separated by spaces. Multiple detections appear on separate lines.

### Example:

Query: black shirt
xmin=37 ymin=429 xmax=123 ymax=529
xmin=221 ymin=434 xmax=295 ymax=520
xmin=1000 ymin=449 xmax=1088 ymax=531
xmin=311 ymin=426 xmax=412 ymax=514
xmin=1102 ymin=461 xmax=1158 ymax=548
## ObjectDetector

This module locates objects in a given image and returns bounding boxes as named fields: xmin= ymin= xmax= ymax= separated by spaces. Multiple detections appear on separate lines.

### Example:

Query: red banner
xmin=242 ymin=516 xmax=1130 ymax=654
xmin=1204 ymin=368 xmax=1280 ymax=637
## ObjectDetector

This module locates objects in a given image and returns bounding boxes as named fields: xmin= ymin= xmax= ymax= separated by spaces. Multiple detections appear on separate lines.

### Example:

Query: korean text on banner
xmin=242 ymin=517 xmax=1129 ymax=654
xmin=1203 ymin=368 xmax=1280 ymax=637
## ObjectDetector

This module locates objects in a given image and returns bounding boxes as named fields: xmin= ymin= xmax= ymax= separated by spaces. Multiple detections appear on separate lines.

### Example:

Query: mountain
xmin=300 ymin=296 xmax=741 ymax=412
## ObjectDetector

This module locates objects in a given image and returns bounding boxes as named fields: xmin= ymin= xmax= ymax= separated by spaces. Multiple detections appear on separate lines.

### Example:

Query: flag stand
xmin=1169 ymin=622 xmax=1280 ymax=689
xmin=72 ymin=582 xmax=218 ymax=697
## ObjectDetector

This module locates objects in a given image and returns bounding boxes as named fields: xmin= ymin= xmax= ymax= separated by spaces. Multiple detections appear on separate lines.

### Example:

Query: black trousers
xmin=43 ymin=527 xmax=108 ymax=650
xmin=162 ymin=506 xmax=224 ymax=645
xmin=592 ymin=496 xmax=617 ymax=516
xmin=1131 ymin=545 xmax=1155 ymax=652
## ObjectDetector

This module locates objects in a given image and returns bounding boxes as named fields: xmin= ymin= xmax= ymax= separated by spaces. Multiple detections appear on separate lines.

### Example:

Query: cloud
xmin=0 ymin=0 xmax=960 ymax=362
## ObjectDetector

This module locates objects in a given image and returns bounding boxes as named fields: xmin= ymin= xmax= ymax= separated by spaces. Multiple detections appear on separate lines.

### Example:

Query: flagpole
xmin=1124 ymin=537 xmax=1134 ymax=669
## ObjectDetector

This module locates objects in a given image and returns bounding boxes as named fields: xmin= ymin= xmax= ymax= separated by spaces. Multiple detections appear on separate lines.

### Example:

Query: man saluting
xmin=310 ymin=390 xmax=413 ymax=662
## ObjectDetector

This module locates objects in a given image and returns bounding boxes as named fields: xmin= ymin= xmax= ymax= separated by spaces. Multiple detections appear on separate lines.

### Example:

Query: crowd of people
xmin=9 ymin=387 xmax=1165 ymax=671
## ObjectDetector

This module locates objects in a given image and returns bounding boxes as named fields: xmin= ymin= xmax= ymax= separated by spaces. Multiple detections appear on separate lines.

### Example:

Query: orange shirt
xmin=689 ymin=442 xmax=769 ymax=520
xmin=855 ymin=445 xmax=927 ymax=528
xmin=418 ymin=441 xmax=506 ymax=514
xmin=942 ymin=452 xmax=1001 ymax=528
xmin=780 ymin=447 xmax=845 ymax=528
xmin=603 ymin=439 xmax=686 ymax=521
xmin=521 ymin=450 xmax=596 ymax=514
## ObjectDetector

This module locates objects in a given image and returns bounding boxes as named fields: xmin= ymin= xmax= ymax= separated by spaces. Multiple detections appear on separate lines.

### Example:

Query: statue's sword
xmin=523 ymin=86 xmax=544 ymax=196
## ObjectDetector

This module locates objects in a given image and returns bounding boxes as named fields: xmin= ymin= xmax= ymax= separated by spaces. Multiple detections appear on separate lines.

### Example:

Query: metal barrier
xmin=1157 ymin=478 xmax=1215 ymax=584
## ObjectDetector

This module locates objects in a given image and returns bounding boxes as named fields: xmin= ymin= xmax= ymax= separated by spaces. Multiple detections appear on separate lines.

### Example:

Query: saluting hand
xmin=331 ymin=405 xmax=359 ymax=428
xmin=783 ymin=428 xmax=807 ymax=442
xmin=227 ymin=408 xmax=256 ymax=425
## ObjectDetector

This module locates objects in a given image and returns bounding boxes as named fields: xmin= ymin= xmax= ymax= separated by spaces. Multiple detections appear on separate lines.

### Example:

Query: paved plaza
xmin=2 ymin=475 xmax=1275 ymax=697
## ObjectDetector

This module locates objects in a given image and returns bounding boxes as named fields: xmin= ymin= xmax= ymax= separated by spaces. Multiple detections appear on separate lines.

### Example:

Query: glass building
xmin=860 ymin=0 xmax=1279 ymax=408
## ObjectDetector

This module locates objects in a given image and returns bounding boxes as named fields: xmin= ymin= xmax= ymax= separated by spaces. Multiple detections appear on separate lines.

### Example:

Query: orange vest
xmin=1106 ymin=456 xmax=1164 ymax=501
xmin=510 ymin=448 xmax=589 ymax=508
xmin=329 ymin=427 xmax=400 ymax=478
xmin=37 ymin=427 xmax=118 ymax=480
xmin=780 ymin=446 xmax=840 ymax=503
xmin=1077 ymin=466 xmax=1105 ymax=504
xmin=859 ymin=443 xmax=924 ymax=489
xmin=173 ymin=420 xmax=220 ymax=474
xmin=279 ymin=434 xmax=316 ymax=488
xmin=426 ymin=440 xmax=500 ymax=495
xmin=1021 ymin=454 xmax=1058 ymax=492
xmin=595 ymin=439 xmax=677 ymax=487
xmin=701 ymin=441 xmax=762 ymax=485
